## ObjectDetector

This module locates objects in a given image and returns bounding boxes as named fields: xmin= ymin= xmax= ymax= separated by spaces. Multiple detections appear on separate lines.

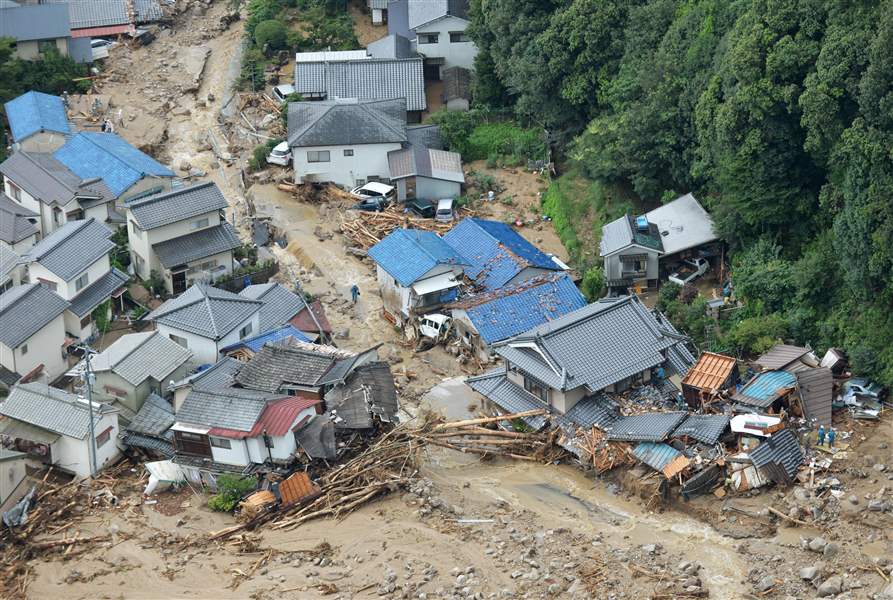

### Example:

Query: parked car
xmin=271 ymin=84 xmax=297 ymax=103
xmin=266 ymin=141 xmax=292 ymax=166
xmin=351 ymin=197 xmax=390 ymax=212
xmin=407 ymin=198 xmax=434 ymax=218
xmin=90 ymin=38 xmax=117 ymax=49
xmin=668 ymin=257 xmax=709 ymax=286
xmin=842 ymin=378 xmax=884 ymax=399
xmin=435 ymin=198 xmax=455 ymax=223
xmin=350 ymin=182 xmax=396 ymax=203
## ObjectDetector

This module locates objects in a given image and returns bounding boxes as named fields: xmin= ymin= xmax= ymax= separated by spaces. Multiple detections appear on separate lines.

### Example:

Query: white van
xmin=435 ymin=198 xmax=455 ymax=222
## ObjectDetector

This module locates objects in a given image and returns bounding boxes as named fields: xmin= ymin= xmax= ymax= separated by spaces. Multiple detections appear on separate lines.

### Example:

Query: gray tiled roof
xmin=0 ymin=194 xmax=38 ymax=245
xmin=68 ymin=267 xmax=129 ymax=317
xmin=0 ymin=283 xmax=69 ymax=348
xmin=465 ymin=369 xmax=550 ymax=430
xmin=367 ymin=34 xmax=415 ymax=59
xmin=134 ymin=0 xmax=163 ymax=22
xmin=189 ymin=357 xmax=243 ymax=390
xmin=1 ymin=382 xmax=115 ymax=440
xmin=151 ymin=222 xmax=241 ymax=269
xmin=407 ymin=0 xmax=446 ymax=28
xmin=325 ymin=361 xmax=399 ymax=428
xmin=293 ymin=57 xmax=426 ymax=111
xmin=0 ymin=364 xmax=21 ymax=387
xmin=20 ymin=218 xmax=114 ymax=281
xmin=288 ymin=99 xmax=408 ymax=147
xmin=671 ymin=414 xmax=730 ymax=445
xmin=125 ymin=393 xmax=174 ymax=436
xmin=239 ymin=283 xmax=305 ymax=332
xmin=146 ymin=283 xmax=261 ymax=340
xmin=599 ymin=215 xmax=634 ymax=255
xmin=46 ymin=0 xmax=129 ymax=29
xmin=176 ymin=386 xmax=273 ymax=432
xmin=605 ymin=411 xmax=687 ymax=442
xmin=122 ymin=432 xmax=174 ymax=457
xmin=0 ymin=3 xmax=70 ymax=41
xmin=562 ymin=393 xmax=619 ymax=430
xmin=754 ymin=344 xmax=811 ymax=371
xmin=443 ymin=66 xmax=471 ymax=101
xmin=0 ymin=151 xmax=107 ymax=208
xmin=294 ymin=415 xmax=336 ymax=459
xmin=495 ymin=296 xmax=689 ymax=395
xmin=0 ymin=245 xmax=20 ymax=282
xmin=388 ymin=146 xmax=464 ymax=182
xmin=749 ymin=428 xmax=804 ymax=484
xmin=406 ymin=124 xmax=443 ymax=150
xmin=236 ymin=339 xmax=351 ymax=392
xmin=127 ymin=182 xmax=228 ymax=230
xmin=91 ymin=331 xmax=193 ymax=386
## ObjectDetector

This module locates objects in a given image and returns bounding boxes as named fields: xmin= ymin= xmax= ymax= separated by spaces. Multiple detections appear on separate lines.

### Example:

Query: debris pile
xmin=340 ymin=205 xmax=475 ymax=250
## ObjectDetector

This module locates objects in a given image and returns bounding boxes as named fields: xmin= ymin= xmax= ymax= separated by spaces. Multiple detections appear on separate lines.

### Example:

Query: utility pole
xmin=82 ymin=348 xmax=99 ymax=477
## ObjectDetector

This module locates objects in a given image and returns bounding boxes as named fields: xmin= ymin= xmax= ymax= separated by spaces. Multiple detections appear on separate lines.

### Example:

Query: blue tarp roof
xmin=220 ymin=324 xmax=311 ymax=354
xmin=735 ymin=370 xmax=797 ymax=408
xmin=53 ymin=132 xmax=174 ymax=198
xmin=443 ymin=218 xmax=562 ymax=291
xmin=4 ymin=91 xmax=71 ymax=143
xmin=632 ymin=442 xmax=682 ymax=472
xmin=368 ymin=228 xmax=465 ymax=286
xmin=459 ymin=273 xmax=586 ymax=344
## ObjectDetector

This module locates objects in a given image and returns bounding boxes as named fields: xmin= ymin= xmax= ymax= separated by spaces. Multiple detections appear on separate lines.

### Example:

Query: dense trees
xmin=469 ymin=0 xmax=893 ymax=384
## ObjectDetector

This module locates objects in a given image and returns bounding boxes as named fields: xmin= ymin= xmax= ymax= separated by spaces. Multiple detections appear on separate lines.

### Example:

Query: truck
xmin=668 ymin=257 xmax=709 ymax=286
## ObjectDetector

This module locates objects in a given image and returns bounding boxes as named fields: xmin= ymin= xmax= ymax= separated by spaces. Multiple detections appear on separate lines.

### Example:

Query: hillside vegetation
xmin=467 ymin=0 xmax=893 ymax=385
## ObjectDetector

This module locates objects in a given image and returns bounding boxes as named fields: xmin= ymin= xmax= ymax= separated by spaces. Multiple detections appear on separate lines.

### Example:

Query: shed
xmin=680 ymin=352 xmax=738 ymax=408
xmin=795 ymin=367 xmax=833 ymax=427
xmin=442 ymin=66 xmax=471 ymax=111
xmin=387 ymin=145 xmax=464 ymax=201
xmin=754 ymin=344 xmax=815 ymax=373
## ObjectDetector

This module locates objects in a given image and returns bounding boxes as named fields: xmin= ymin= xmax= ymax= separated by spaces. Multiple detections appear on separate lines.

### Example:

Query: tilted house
xmin=145 ymin=283 xmax=262 ymax=364
xmin=368 ymin=228 xmax=466 ymax=323
xmin=0 ymin=193 xmax=40 ymax=254
xmin=121 ymin=392 xmax=176 ymax=458
xmin=220 ymin=324 xmax=312 ymax=361
xmin=0 ymin=150 xmax=119 ymax=236
xmin=3 ymin=91 xmax=72 ymax=153
xmin=600 ymin=193 xmax=718 ymax=291
xmin=442 ymin=217 xmax=565 ymax=292
xmin=387 ymin=145 xmax=464 ymax=201
xmin=288 ymin=99 xmax=409 ymax=188
xmin=467 ymin=296 xmax=695 ymax=420
xmin=89 ymin=331 xmax=193 ymax=417
xmin=53 ymin=132 xmax=175 ymax=207
xmin=448 ymin=273 xmax=586 ymax=362
xmin=0 ymin=382 xmax=120 ymax=478
xmin=0 ymin=283 xmax=70 ymax=382
xmin=388 ymin=0 xmax=476 ymax=74
xmin=19 ymin=218 xmax=129 ymax=341
xmin=125 ymin=182 xmax=241 ymax=294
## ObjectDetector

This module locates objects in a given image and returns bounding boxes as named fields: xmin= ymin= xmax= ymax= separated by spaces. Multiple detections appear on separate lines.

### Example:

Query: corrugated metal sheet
xmin=754 ymin=344 xmax=810 ymax=371
xmin=632 ymin=442 xmax=679 ymax=471
xmin=279 ymin=471 xmax=319 ymax=505
xmin=733 ymin=370 xmax=797 ymax=409
xmin=749 ymin=428 xmax=804 ymax=485
xmin=796 ymin=368 xmax=833 ymax=427
xmin=681 ymin=352 xmax=737 ymax=391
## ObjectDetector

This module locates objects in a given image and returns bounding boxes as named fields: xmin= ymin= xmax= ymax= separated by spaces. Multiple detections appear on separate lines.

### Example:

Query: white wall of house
xmin=209 ymin=437 xmax=250 ymax=466
xmin=28 ymin=254 xmax=111 ymax=302
xmin=18 ymin=130 xmax=68 ymax=154
xmin=0 ymin=313 xmax=67 ymax=380
xmin=416 ymin=176 xmax=461 ymax=201
xmin=208 ymin=406 xmax=315 ymax=466
xmin=292 ymin=143 xmax=403 ymax=189
xmin=156 ymin=311 xmax=259 ymax=365
xmin=414 ymin=16 xmax=477 ymax=70
xmin=14 ymin=38 xmax=70 ymax=61
xmin=4 ymin=178 xmax=44 ymax=233
xmin=376 ymin=263 xmax=461 ymax=319
xmin=50 ymin=410 xmax=120 ymax=478
xmin=127 ymin=209 xmax=224 ymax=281
xmin=0 ymin=454 xmax=27 ymax=505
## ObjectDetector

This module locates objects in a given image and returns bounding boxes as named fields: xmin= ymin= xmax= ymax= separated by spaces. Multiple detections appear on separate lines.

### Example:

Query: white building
xmin=387 ymin=145 xmax=464 ymax=201
xmin=0 ymin=383 xmax=120 ymax=479
xmin=145 ymin=283 xmax=262 ymax=365
xmin=0 ymin=283 xmax=70 ymax=383
xmin=288 ymin=99 xmax=409 ymax=188
xmin=0 ymin=193 xmax=40 ymax=254
xmin=389 ymin=0 xmax=477 ymax=75
xmin=19 ymin=218 xmax=128 ymax=341
xmin=125 ymin=182 xmax=241 ymax=295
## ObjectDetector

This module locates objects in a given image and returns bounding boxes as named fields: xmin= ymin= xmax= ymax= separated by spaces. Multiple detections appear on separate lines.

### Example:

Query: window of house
xmin=307 ymin=150 xmax=330 ymax=163
xmin=191 ymin=217 xmax=210 ymax=230
xmin=8 ymin=182 xmax=21 ymax=201
xmin=239 ymin=323 xmax=253 ymax=339
xmin=80 ymin=314 xmax=92 ymax=328
xmin=38 ymin=278 xmax=57 ymax=292
xmin=343 ymin=149 xmax=354 ymax=156
xmin=75 ymin=272 xmax=89 ymax=292
xmin=209 ymin=437 xmax=231 ymax=449
xmin=66 ymin=209 xmax=84 ymax=221
xmin=53 ymin=207 xmax=63 ymax=226
xmin=523 ymin=375 xmax=548 ymax=403
xmin=38 ymin=40 xmax=56 ymax=55
xmin=178 ymin=431 xmax=204 ymax=442
xmin=355 ymin=179 xmax=365 ymax=187
xmin=449 ymin=31 xmax=470 ymax=42
xmin=130 ymin=221 xmax=142 ymax=238
xmin=95 ymin=427 xmax=112 ymax=447
xmin=0 ymin=280 xmax=12 ymax=295
xmin=104 ymin=385 xmax=127 ymax=398
xmin=20 ymin=343 xmax=28 ymax=355
xmin=418 ymin=33 xmax=439 ymax=44
xmin=169 ymin=334 xmax=188 ymax=348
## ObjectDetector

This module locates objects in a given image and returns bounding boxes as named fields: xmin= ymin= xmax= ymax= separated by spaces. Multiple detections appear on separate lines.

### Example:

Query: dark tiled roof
xmin=443 ymin=66 xmax=471 ymax=101
xmin=0 ymin=193 xmax=38 ymax=245
xmin=146 ymin=283 xmax=261 ymax=340
xmin=176 ymin=387 xmax=274 ymax=432
xmin=288 ymin=99 xmax=408 ymax=147
xmin=465 ymin=370 xmax=549 ymax=430
xmin=122 ymin=432 xmax=174 ymax=457
xmin=0 ymin=284 xmax=69 ymax=348
xmin=754 ymin=344 xmax=811 ymax=371
xmin=20 ymin=218 xmax=114 ymax=281
xmin=605 ymin=411 xmax=687 ymax=442
xmin=294 ymin=415 xmax=337 ymax=459
xmin=68 ymin=267 xmax=129 ymax=317
xmin=406 ymin=124 xmax=443 ymax=150
xmin=561 ymin=393 xmax=619 ymax=430
xmin=1 ymin=382 xmax=115 ymax=439
xmin=671 ymin=414 xmax=730 ymax=445
xmin=91 ymin=331 xmax=192 ymax=386
xmin=239 ymin=283 xmax=306 ymax=332
xmin=125 ymin=393 xmax=174 ymax=437
xmin=326 ymin=361 xmax=399 ymax=428
xmin=152 ymin=222 xmax=241 ymax=269
xmin=0 ymin=151 xmax=106 ymax=208
xmin=292 ymin=58 xmax=426 ymax=111
xmin=128 ymin=182 xmax=228 ymax=230
xmin=235 ymin=339 xmax=352 ymax=392
xmin=749 ymin=428 xmax=804 ymax=484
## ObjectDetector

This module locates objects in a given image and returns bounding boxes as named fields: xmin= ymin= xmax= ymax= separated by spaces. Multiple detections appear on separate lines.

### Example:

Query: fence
xmin=214 ymin=261 xmax=280 ymax=293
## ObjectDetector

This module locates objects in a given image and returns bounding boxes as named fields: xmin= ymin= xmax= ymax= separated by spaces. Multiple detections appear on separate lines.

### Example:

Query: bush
xmin=248 ymin=139 xmax=278 ymax=171
xmin=91 ymin=300 xmax=112 ymax=334
xmin=656 ymin=282 xmax=682 ymax=311
xmin=245 ymin=0 xmax=282 ymax=37
xmin=255 ymin=19 xmax=288 ymax=51
xmin=580 ymin=267 xmax=604 ymax=301
xmin=725 ymin=314 xmax=789 ymax=356
xmin=145 ymin=270 xmax=166 ymax=297
xmin=208 ymin=474 xmax=257 ymax=512
xmin=238 ymin=46 xmax=266 ymax=91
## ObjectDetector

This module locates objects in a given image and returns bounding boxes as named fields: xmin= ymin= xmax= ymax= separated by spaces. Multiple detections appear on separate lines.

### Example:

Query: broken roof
xmin=644 ymin=193 xmax=717 ymax=256
xmin=220 ymin=324 xmax=312 ymax=355
xmin=293 ymin=56 xmax=426 ymax=111
xmin=748 ymin=428 xmax=804 ymax=485
xmin=235 ymin=338 xmax=356 ymax=392
xmin=145 ymin=283 xmax=261 ymax=340
xmin=632 ymin=442 xmax=691 ymax=478
xmin=733 ymin=370 xmax=797 ymax=409
xmin=288 ymin=98 xmax=407 ymax=147
xmin=443 ymin=218 xmax=562 ymax=291
xmin=0 ymin=283 xmax=70 ymax=349
xmin=91 ymin=331 xmax=193 ymax=386
xmin=3 ymin=91 xmax=71 ymax=143
xmin=605 ymin=412 xmax=687 ymax=442
xmin=449 ymin=273 xmax=586 ymax=345
xmin=387 ymin=146 xmax=464 ymax=183
xmin=754 ymin=344 xmax=812 ymax=372
xmin=671 ymin=414 xmax=730 ymax=445
xmin=681 ymin=352 xmax=737 ymax=392
xmin=294 ymin=415 xmax=337 ymax=459
xmin=127 ymin=182 xmax=228 ymax=230
xmin=290 ymin=299 xmax=334 ymax=335
xmin=368 ymin=228 xmax=465 ymax=286
xmin=125 ymin=393 xmax=174 ymax=437
xmin=239 ymin=283 xmax=307 ymax=333
xmin=796 ymin=367 xmax=833 ymax=427
xmin=20 ymin=218 xmax=114 ymax=281
xmin=326 ymin=361 xmax=400 ymax=428
xmin=465 ymin=370 xmax=550 ymax=431
xmin=495 ymin=296 xmax=691 ymax=394
xmin=1 ymin=382 xmax=115 ymax=440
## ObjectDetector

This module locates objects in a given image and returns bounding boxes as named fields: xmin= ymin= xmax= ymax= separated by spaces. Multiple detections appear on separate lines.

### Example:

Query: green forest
xmin=464 ymin=0 xmax=893 ymax=386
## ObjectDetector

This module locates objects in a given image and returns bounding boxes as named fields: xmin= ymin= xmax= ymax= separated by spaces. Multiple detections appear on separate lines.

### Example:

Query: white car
xmin=271 ymin=84 xmax=297 ymax=104
xmin=90 ymin=38 xmax=117 ymax=49
xmin=266 ymin=141 xmax=292 ymax=166
xmin=435 ymin=198 xmax=455 ymax=223
xmin=668 ymin=257 xmax=709 ymax=286
xmin=350 ymin=182 xmax=396 ymax=202
xmin=419 ymin=313 xmax=451 ymax=340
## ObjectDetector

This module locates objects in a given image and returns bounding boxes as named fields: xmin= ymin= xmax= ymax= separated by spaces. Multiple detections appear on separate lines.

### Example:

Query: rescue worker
xmin=817 ymin=425 xmax=826 ymax=446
